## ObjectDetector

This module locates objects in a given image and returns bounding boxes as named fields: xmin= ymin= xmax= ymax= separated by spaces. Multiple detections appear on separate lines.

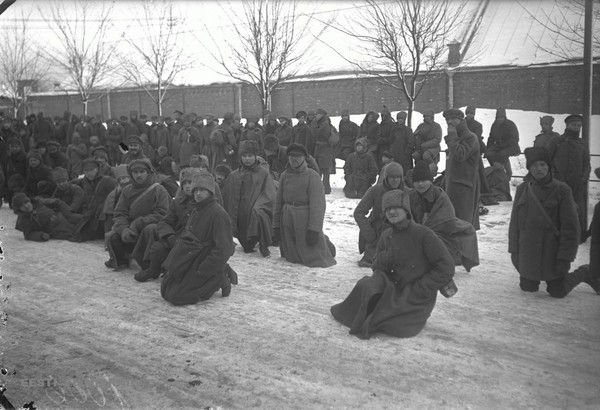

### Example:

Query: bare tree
xmin=198 ymin=0 xmax=327 ymax=116
xmin=42 ymin=1 xmax=120 ymax=116
xmin=118 ymin=0 xmax=194 ymax=116
xmin=322 ymin=0 xmax=467 ymax=127
xmin=0 ymin=12 xmax=50 ymax=118
xmin=520 ymin=0 xmax=600 ymax=60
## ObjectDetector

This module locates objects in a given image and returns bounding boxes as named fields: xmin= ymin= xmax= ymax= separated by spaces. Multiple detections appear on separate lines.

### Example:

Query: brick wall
xmin=25 ymin=63 xmax=600 ymax=120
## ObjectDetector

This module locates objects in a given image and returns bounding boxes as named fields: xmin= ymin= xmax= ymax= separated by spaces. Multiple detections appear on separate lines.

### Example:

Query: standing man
xmin=484 ymin=108 xmax=520 ymax=178
xmin=547 ymin=114 xmax=591 ymax=242
xmin=292 ymin=111 xmax=314 ymax=156
xmin=412 ymin=110 xmax=442 ymax=177
xmin=533 ymin=116 xmax=560 ymax=149
xmin=313 ymin=108 xmax=334 ymax=194
xmin=390 ymin=111 xmax=414 ymax=173
xmin=337 ymin=109 xmax=360 ymax=161
xmin=443 ymin=108 xmax=480 ymax=230
xmin=465 ymin=105 xmax=496 ymax=206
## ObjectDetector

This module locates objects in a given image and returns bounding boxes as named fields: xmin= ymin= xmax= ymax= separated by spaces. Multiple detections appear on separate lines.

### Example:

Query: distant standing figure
xmin=412 ymin=110 xmax=442 ymax=177
xmin=533 ymin=116 xmax=560 ymax=149
xmin=484 ymin=108 xmax=520 ymax=178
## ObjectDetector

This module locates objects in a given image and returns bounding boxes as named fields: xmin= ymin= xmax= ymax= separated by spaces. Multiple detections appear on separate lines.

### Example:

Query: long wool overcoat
xmin=444 ymin=121 xmax=480 ymax=230
xmin=331 ymin=220 xmax=454 ymax=339
xmin=273 ymin=161 xmax=336 ymax=268
xmin=161 ymin=196 xmax=234 ymax=306
xmin=312 ymin=116 xmax=334 ymax=170
xmin=508 ymin=176 xmax=580 ymax=282
xmin=343 ymin=140 xmax=378 ymax=198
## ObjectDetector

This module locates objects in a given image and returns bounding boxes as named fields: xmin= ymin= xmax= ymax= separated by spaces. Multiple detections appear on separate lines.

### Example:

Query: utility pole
xmin=583 ymin=0 xmax=593 ymax=212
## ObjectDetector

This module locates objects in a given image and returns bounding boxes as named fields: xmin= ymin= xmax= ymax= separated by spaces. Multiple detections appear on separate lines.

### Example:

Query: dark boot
xmin=225 ymin=264 xmax=238 ymax=285
xmin=221 ymin=275 xmax=232 ymax=297
xmin=259 ymin=242 xmax=271 ymax=258
xmin=563 ymin=265 xmax=600 ymax=296
xmin=134 ymin=269 xmax=160 ymax=282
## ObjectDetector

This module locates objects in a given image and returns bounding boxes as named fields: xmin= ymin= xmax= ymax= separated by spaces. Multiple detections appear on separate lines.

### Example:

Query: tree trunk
xmin=407 ymin=99 xmax=415 ymax=128
xmin=83 ymin=99 xmax=88 ymax=116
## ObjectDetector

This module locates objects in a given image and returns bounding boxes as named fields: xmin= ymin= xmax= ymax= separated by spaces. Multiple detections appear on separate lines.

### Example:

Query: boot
xmin=564 ymin=265 xmax=600 ymax=295
xmin=134 ymin=269 xmax=160 ymax=282
xmin=259 ymin=242 xmax=271 ymax=258
xmin=225 ymin=264 xmax=238 ymax=285
xmin=221 ymin=275 xmax=232 ymax=297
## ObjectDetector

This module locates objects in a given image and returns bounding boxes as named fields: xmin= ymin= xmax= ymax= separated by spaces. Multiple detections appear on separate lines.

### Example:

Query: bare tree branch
xmin=0 ymin=11 xmax=50 ymax=117
xmin=41 ymin=0 xmax=120 ymax=115
xmin=117 ymin=0 xmax=194 ymax=116
xmin=196 ymin=0 xmax=329 ymax=116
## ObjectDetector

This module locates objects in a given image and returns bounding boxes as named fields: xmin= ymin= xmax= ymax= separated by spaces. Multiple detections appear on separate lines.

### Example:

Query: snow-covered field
xmin=0 ymin=108 xmax=598 ymax=409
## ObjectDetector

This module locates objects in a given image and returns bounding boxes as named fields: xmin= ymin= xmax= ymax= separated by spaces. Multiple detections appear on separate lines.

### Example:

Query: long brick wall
xmin=25 ymin=63 xmax=600 ymax=120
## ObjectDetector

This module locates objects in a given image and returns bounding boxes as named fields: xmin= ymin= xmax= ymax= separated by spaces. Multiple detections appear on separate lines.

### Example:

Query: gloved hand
xmin=166 ymin=235 xmax=177 ymax=248
xmin=121 ymin=228 xmax=138 ymax=243
xmin=130 ymin=218 xmax=145 ymax=233
xmin=305 ymin=230 xmax=319 ymax=246
xmin=361 ymin=228 xmax=377 ymax=243
xmin=41 ymin=232 xmax=50 ymax=241
xmin=510 ymin=253 xmax=520 ymax=270
xmin=555 ymin=259 xmax=571 ymax=276
xmin=273 ymin=228 xmax=280 ymax=244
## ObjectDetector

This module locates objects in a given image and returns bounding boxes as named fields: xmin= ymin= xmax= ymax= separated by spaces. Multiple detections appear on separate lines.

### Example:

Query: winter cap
xmin=381 ymin=106 xmax=390 ymax=116
xmin=341 ymin=109 xmax=349 ymax=117
xmin=52 ymin=167 xmax=69 ymax=183
xmin=128 ymin=157 xmax=154 ymax=173
xmin=46 ymin=140 xmax=61 ymax=148
xmin=215 ymin=163 xmax=232 ymax=178
xmin=381 ymin=150 xmax=393 ymax=159
xmin=139 ymin=114 xmax=147 ymax=120
xmin=278 ymin=116 xmax=289 ymax=123
xmin=245 ymin=116 xmax=259 ymax=125
xmin=173 ymin=110 xmax=183 ymax=116
xmin=180 ymin=166 xmax=202 ymax=183
xmin=396 ymin=111 xmax=408 ymax=121
xmin=267 ymin=113 xmax=278 ymax=121
xmin=263 ymin=134 xmax=280 ymax=151
xmin=412 ymin=161 xmax=433 ymax=182
xmin=295 ymin=110 xmax=307 ymax=119
xmin=191 ymin=171 xmax=215 ymax=195
xmin=286 ymin=143 xmax=307 ymax=157
xmin=354 ymin=138 xmax=367 ymax=148
xmin=524 ymin=147 xmax=551 ymax=170
xmin=114 ymin=164 xmax=129 ymax=179
xmin=189 ymin=154 xmax=209 ymax=169
xmin=383 ymin=162 xmax=403 ymax=179
xmin=239 ymin=140 xmax=259 ymax=156
xmin=423 ymin=109 xmax=435 ymax=118
xmin=130 ymin=110 xmax=138 ymax=117
xmin=26 ymin=150 xmax=42 ymax=162
xmin=496 ymin=108 xmax=507 ymax=118
xmin=465 ymin=106 xmax=476 ymax=115
xmin=204 ymin=114 xmax=215 ymax=122
xmin=443 ymin=109 xmax=465 ymax=120
xmin=223 ymin=112 xmax=234 ymax=121
xmin=316 ymin=108 xmax=327 ymax=116
xmin=307 ymin=110 xmax=316 ymax=116
xmin=91 ymin=146 xmax=109 ymax=160
xmin=540 ymin=116 xmax=555 ymax=126
xmin=157 ymin=146 xmax=168 ymax=157
xmin=127 ymin=135 xmax=144 ymax=145
xmin=381 ymin=189 xmax=411 ymax=215
xmin=81 ymin=158 xmax=100 ymax=170
xmin=564 ymin=114 xmax=583 ymax=124
xmin=11 ymin=192 xmax=30 ymax=211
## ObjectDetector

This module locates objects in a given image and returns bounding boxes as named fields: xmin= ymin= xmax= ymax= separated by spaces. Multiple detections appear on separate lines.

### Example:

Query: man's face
xmin=355 ymin=144 xmax=364 ymax=153
xmin=342 ymin=115 xmax=349 ymax=121
xmin=131 ymin=168 xmax=149 ymax=184
xmin=214 ymin=173 xmax=226 ymax=185
xmin=118 ymin=176 xmax=131 ymax=187
xmin=413 ymin=179 xmax=432 ymax=194
xmin=241 ymin=154 xmax=256 ymax=167
xmin=181 ymin=180 xmax=193 ymax=196
xmin=466 ymin=113 xmax=475 ymax=121
xmin=10 ymin=145 xmax=21 ymax=154
xmin=423 ymin=115 xmax=434 ymax=124
xmin=298 ymin=116 xmax=306 ymax=125
xmin=530 ymin=161 xmax=549 ymax=180
xmin=28 ymin=157 xmax=41 ymax=168
xmin=20 ymin=200 xmax=33 ymax=213
xmin=446 ymin=118 xmax=461 ymax=127
xmin=84 ymin=166 xmax=99 ymax=180
xmin=2 ymin=121 xmax=11 ymax=129
xmin=566 ymin=120 xmax=582 ymax=133
xmin=57 ymin=180 xmax=70 ymax=190
xmin=495 ymin=116 xmax=506 ymax=124
xmin=541 ymin=122 xmax=552 ymax=132
xmin=193 ymin=188 xmax=211 ymax=203
xmin=288 ymin=153 xmax=305 ymax=168
xmin=385 ymin=207 xmax=408 ymax=224
xmin=48 ymin=146 xmax=58 ymax=155
xmin=95 ymin=156 xmax=107 ymax=166
xmin=128 ymin=142 xmax=141 ymax=155
xmin=387 ymin=176 xmax=403 ymax=189
xmin=90 ymin=137 xmax=99 ymax=146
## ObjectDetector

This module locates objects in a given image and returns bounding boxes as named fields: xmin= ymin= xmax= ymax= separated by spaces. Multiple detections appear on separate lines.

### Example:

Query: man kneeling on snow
xmin=161 ymin=172 xmax=236 ymax=306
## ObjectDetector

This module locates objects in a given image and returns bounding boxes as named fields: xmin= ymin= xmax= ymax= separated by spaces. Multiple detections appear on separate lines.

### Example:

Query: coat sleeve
xmin=367 ymin=154 xmax=378 ymax=183
xmin=556 ymin=184 xmax=580 ymax=261
xmin=508 ymin=184 xmax=525 ymax=254
xmin=307 ymin=169 xmax=326 ymax=232
xmin=112 ymin=187 xmax=132 ymax=235
xmin=411 ymin=228 xmax=455 ymax=301
xmin=196 ymin=209 xmax=233 ymax=275
xmin=445 ymin=126 xmax=478 ymax=163
xmin=273 ymin=172 xmax=285 ymax=229
xmin=16 ymin=215 xmax=48 ymax=242
xmin=420 ymin=124 xmax=442 ymax=149
xmin=70 ymin=185 xmax=85 ymax=213
xmin=353 ymin=187 xmax=376 ymax=232
xmin=129 ymin=186 xmax=171 ymax=233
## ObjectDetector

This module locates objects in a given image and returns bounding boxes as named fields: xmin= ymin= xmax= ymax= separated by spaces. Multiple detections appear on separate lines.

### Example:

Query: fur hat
xmin=128 ymin=157 xmax=154 ymax=173
xmin=412 ymin=161 xmax=432 ymax=182
xmin=46 ymin=140 xmax=61 ymax=148
xmin=11 ymin=192 xmax=30 ymax=211
xmin=179 ymin=166 xmax=201 ymax=183
xmin=354 ymin=138 xmax=367 ymax=149
xmin=189 ymin=154 xmax=209 ymax=168
xmin=214 ymin=163 xmax=232 ymax=178
xmin=296 ymin=110 xmax=307 ymax=119
xmin=496 ymin=108 xmax=507 ymax=118
xmin=26 ymin=150 xmax=42 ymax=162
xmin=316 ymin=108 xmax=327 ymax=116
xmin=263 ymin=134 xmax=280 ymax=151
xmin=223 ymin=112 xmax=234 ymax=121
xmin=157 ymin=146 xmax=168 ymax=157
xmin=127 ymin=135 xmax=144 ymax=145
xmin=465 ymin=106 xmax=476 ymax=115
xmin=114 ymin=164 xmax=129 ymax=180
xmin=423 ymin=109 xmax=435 ymax=118
xmin=91 ymin=146 xmax=109 ymax=160
xmin=286 ymin=143 xmax=307 ymax=157
xmin=81 ymin=158 xmax=100 ymax=170
xmin=383 ymin=162 xmax=403 ymax=179
xmin=239 ymin=140 xmax=259 ymax=156
xmin=564 ymin=114 xmax=583 ymax=124
xmin=381 ymin=150 xmax=393 ymax=159
xmin=443 ymin=108 xmax=465 ymax=120
xmin=524 ymin=147 xmax=551 ymax=170
xmin=540 ymin=116 xmax=554 ymax=126
xmin=267 ymin=113 xmax=277 ymax=121
xmin=396 ymin=111 xmax=408 ymax=121
xmin=191 ymin=171 xmax=215 ymax=195
xmin=341 ymin=109 xmax=349 ymax=117
xmin=52 ymin=167 xmax=69 ymax=183
xmin=381 ymin=189 xmax=411 ymax=215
